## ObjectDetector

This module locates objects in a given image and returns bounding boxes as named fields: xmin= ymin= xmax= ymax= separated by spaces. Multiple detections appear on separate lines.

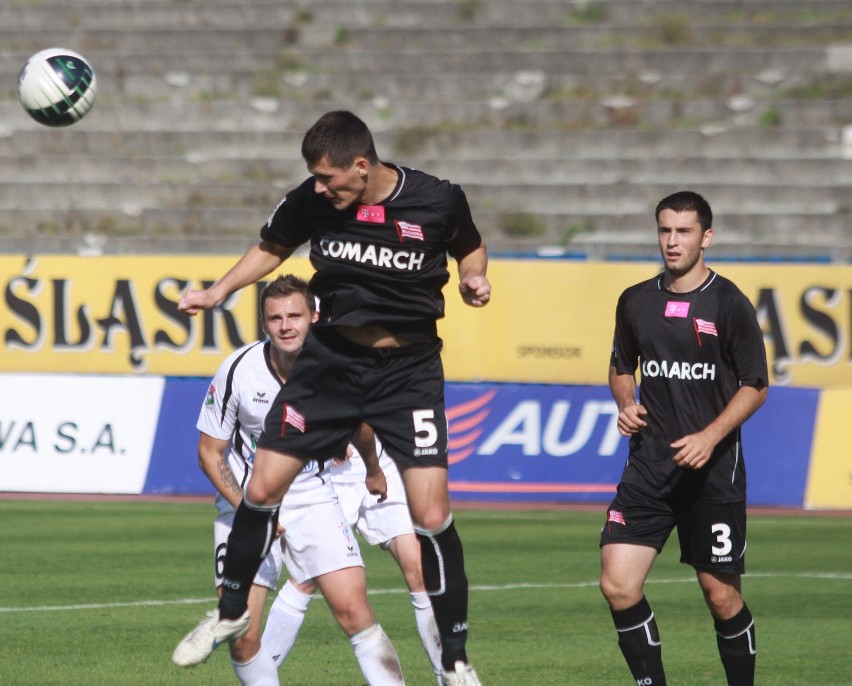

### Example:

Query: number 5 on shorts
xmin=413 ymin=409 xmax=438 ymax=448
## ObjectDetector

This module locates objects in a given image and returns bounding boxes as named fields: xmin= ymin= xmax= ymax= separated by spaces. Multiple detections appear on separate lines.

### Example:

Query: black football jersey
xmin=261 ymin=164 xmax=483 ymax=342
xmin=610 ymin=271 xmax=768 ymax=502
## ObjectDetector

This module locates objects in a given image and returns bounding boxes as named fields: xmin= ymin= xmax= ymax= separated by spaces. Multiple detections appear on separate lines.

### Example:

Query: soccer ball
xmin=18 ymin=48 xmax=97 ymax=127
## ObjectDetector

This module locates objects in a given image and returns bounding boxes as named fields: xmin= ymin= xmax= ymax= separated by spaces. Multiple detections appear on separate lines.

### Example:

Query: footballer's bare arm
xmin=352 ymin=423 xmax=388 ymax=503
xmin=609 ymin=365 xmax=647 ymax=436
xmin=457 ymin=244 xmax=491 ymax=307
xmin=179 ymin=241 xmax=296 ymax=315
xmin=198 ymin=432 xmax=242 ymax=509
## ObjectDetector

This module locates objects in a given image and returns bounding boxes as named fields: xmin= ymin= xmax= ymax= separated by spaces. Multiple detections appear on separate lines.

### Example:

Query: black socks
xmin=416 ymin=516 xmax=469 ymax=671
xmin=219 ymin=499 xmax=280 ymax=620
xmin=715 ymin=603 xmax=756 ymax=686
xmin=611 ymin=596 xmax=666 ymax=685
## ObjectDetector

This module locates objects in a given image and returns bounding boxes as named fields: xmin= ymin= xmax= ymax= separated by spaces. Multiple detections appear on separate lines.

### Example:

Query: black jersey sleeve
xmin=722 ymin=287 xmax=769 ymax=388
xmin=442 ymin=183 xmax=483 ymax=260
xmin=259 ymin=178 xmax=315 ymax=248
xmin=610 ymin=287 xmax=640 ymax=374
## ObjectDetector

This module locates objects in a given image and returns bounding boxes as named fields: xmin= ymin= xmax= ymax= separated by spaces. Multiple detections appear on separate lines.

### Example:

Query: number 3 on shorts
xmin=413 ymin=409 xmax=438 ymax=448
xmin=711 ymin=522 xmax=733 ymax=556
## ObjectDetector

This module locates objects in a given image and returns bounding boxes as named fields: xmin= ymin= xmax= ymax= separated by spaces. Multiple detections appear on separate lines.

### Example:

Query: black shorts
xmin=258 ymin=326 xmax=448 ymax=470
xmin=599 ymin=483 xmax=747 ymax=574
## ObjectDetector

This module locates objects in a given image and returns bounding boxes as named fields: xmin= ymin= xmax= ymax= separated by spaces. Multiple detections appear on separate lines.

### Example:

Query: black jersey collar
xmin=385 ymin=163 xmax=405 ymax=203
xmin=656 ymin=270 xmax=717 ymax=294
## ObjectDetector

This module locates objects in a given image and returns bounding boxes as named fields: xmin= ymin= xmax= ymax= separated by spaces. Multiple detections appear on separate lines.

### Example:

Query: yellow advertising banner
xmin=0 ymin=255 xmax=316 ymax=376
xmin=440 ymin=259 xmax=852 ymax=388
xmin=806 ymin=389 xmax=852 ymax=509
xmin=2 ymin=255 xmax=851 ymax=387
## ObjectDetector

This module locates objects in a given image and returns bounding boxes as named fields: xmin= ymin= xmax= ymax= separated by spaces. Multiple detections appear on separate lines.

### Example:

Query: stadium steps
xmin=5 ymin=154 xmax=852 ymax=187
xmin=3 ymin=126 xmax=846 ymax=165
xmin=6 ymin=97 xmax=852 ymax=140
xmin=2 ymin=0 xmax=851 ymax=28
xmin=1 ymin=0 xmax=851 ymax=258
xmin=0 ymin=206 xmax=845 ymax=262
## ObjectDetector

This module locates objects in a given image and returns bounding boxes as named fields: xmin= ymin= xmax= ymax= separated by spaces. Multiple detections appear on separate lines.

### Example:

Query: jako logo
xmin=446 ymin=390 xmax=622 ymax=465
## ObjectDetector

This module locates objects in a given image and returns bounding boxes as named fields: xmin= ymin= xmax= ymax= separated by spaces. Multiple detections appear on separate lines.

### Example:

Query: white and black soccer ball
xmin=18 ymin=48 xmax=97 ymax=127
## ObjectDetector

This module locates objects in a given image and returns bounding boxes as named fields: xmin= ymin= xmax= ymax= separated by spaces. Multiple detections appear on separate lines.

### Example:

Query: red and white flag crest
xmin=694 ymin=318 xmax=718 ymax=336
xmin=607 ymin=509 xmax=626 ymax=526
xmin=394 ymin=220 xmax=424 ymax=243
xmin=283 ymin=404 xmax=306 ymax=433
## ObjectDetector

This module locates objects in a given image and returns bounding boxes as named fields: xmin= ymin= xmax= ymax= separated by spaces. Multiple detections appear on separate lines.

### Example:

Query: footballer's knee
xmin=704 ymin=586 xmax=744 ymax=620
xmin=698 ymin=572 xmax=743 ymax=619
xmin=413 ymin=514 xmax=454 ymax=540
xmin=599 ymin=572 xmax=642 ymax=610
xmin=244 ymin=480 xmax=285 ymax=507
xmin=415 ymin=511 xmax=451 ymax=532
xmin=333 ymin=599 xmax=376 ymax=637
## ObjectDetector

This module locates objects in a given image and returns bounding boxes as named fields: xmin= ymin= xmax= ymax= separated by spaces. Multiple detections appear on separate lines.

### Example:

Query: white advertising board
xmin=0 ymin=374 xmax=164 ymax=493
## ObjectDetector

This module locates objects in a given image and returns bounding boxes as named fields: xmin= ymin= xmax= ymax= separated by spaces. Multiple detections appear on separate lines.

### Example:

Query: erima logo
xmin=253 ymin=392 xmax=269 ymax=404
xmin=319 ymin=239 xmax=425 ymax=271
xmin=641 ymin=360 xmax=716 ymax=380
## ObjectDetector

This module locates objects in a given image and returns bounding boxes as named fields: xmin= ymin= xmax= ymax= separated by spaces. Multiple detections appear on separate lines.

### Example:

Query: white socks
xmin=257 ymin=582 xmax=428 ymax=685
xmin=349 ymin=623 xmax=405 ymax=685
xmin=261 ymin=581 xmax=314 ymax=666
xmin=410 ymin=591 xmax=443 ymax=679
xmin=232 ymin=649 xmax=279 ymax=686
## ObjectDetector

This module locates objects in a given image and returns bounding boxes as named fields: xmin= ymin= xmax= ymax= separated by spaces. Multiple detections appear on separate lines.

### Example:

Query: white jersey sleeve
xmin=196 ymin=341 xmax=273 ymax=514
xmin=196 ymin=339 xmax=338 ymax=514
xmin=196 ymin=345 xmax=253 ymax=442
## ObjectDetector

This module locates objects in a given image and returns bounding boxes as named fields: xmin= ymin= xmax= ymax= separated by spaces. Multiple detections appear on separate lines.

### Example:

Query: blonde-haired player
xmin=173 ymin=274 xmax=404 ymax=685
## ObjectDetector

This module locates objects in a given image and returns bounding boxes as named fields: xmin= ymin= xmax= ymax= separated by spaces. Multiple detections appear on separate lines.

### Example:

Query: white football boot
xmin=440 ymin=660 xmax=482 ymax=686
xmin=172 ymin=608 xmax=250 ymax=667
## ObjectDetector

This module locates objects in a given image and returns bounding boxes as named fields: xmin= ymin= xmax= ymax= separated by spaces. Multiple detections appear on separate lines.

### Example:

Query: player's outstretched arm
xmin=179 ymin=241 xmax=296 ymax=315
xmin=457 ymin=244 xmax=491 ymax=307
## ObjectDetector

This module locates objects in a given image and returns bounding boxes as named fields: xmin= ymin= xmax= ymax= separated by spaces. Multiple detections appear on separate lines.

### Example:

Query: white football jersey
xmin=196 ymin=340 xmax=337 ymax=516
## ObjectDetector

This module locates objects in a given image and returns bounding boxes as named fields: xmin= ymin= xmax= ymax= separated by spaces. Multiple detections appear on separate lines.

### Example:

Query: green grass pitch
xmin=0 ymin=499 xmax=849 ymax=685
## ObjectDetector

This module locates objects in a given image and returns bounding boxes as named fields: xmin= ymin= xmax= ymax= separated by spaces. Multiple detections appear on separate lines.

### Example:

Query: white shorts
xmin=214 ymin=511 xmax=283 ymax=591
xmin=333 ymin=466 xmax=415 ymax=547
xmin=280 ymin=499 xmax=364 ymax=584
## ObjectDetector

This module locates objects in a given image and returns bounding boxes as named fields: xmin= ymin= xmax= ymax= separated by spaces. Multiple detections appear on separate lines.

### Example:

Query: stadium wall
xmin=0 ymin=374 xmax=848 ymax=509
xmin=2 ymin=255 xmax=851 ymax=387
